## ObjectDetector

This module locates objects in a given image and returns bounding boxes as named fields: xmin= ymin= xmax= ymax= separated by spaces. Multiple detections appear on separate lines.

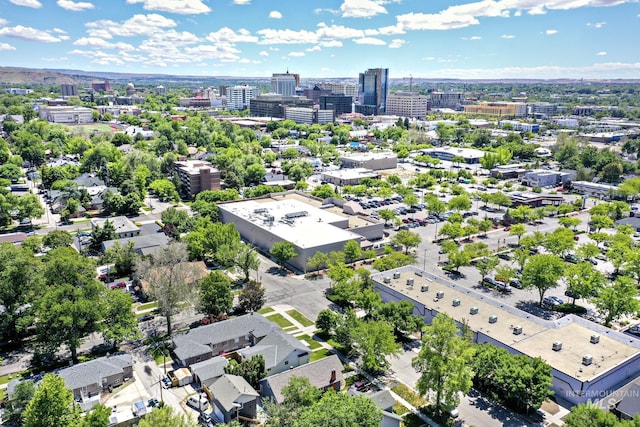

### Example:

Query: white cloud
xmin=8 ymin=0 xmax=42 ymax=8
xmin=527 ymin=6 xmax=546 ymax=15
xmin=257 ymin=28 xmax=318 ymax=45
xmin=316 ymin=23 xmax=365 ymax=39
xmin=545 ymin=29 xmax=558 ymax=35
xmin=52 ymin=28 xmax=67 ymax=34
xmin=233 ymin=0 xmax=250 ymax=4
xmin=126 ymin=0 xmax=211 ymax=14
xmin=396 ymin=12 xmax=480 ymax=31
xmin=269 ymin=10 xmax=282 ymax=19
xmin=0 ymin=26 xmax=61 ymax=42
xmin=314 ymin=8 xmax=339 ymax=15
xmin=86 ymin=14 xmax=177 ymax=37
xmin=422 ymin=56 xmax=435 ymax=60
xmin=58 ymin=35 xmax=71 ymax=40
xmin=259 ymin=50 xmax=268 ymax=56
xmin=376 ymin=24 xmax=405 ymax=35
xmin=462 ymin=35 xmax=482 ymax=40
xmin=0 ymin=42 xmax=16 ymax=51
xmin=0 ymin=18 xmax=7 ymax=26
xmin=340 ymin=0 xmax=388 ymax=18
xmin=597 ymin=51 xmax=607 ymax=55
xmin=421 ymin=62 xmax=640 ymax=79
xmin=41 ymin=56 xmax=69 ymax=61
xmin=501 ymin=34 xmax=515 ymax=39
xmin=57 ymin=0 xmax=94 ymax=11
xmin=74 ymin=37 xmax=135 ymax=50
xmin=206 ymin=27 xmax=257 ymax=44
xmin=185 ymin=44 xmax=240 ymax=62
xmin=319 ymin=40 xmax=343 ymax=47
xmin=587 ymin=21 xmax=606 ymax=28
xmin=353 ymin=37 xmax=386 ymax=45
xmin=306 ymin=45 xmax=321 ymax=52
xmin=288 ymin=51 xmax=305 ymax=57
xmin=238 ymin=58 xmax=250 ymax=63
xmin=389 ymin=39 xmax=405 ymax=48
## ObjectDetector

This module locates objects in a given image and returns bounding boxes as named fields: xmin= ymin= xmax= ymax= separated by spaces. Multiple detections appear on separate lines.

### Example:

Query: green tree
xmin=102 ymin=290 xmax=138 ymax=350
xmin=376 ymin=300 xmax=424 ymax=336
xmin=307 ymin=251 xmax=329 ymax=272
xmin=311 ymin=184 xmax=338 ymax=199
xmin=593 ymin=276 xmax=640 ymax=327
xmin=89 ymin=219 xmax=116 ymax=253
xmin=391 ymin=230 xmax=422 ymax=255
xmin=509 ymin=223 xmax=527 ymax=245
xmin=295 ymin=391 xmax=382 ymax=427
xmin=134 ymin=242 xmax=199 ymax=336
xmin=42 ymin=230 xmax=73 ymax=249
xmin=378 ymin=208 xmax=396 ymax=226
xmin=80 ymin=404 xmax=112 ymax=427
xmin=233 ymin=243 xmax=260 ymax=282
xmin=521 ymin=254 xmax=566 ymax=306
xmin=238 ymin=280 xmax=266 ymax=313
xmin=412 ymin=313 xmax=475 ymax=415
xmin=564 ymin=262 xmax=606 ymax=305
xmin=563 ymin=402 xmax=621 ymax=427
xmin=543 ymin=227 xmax=577 ymax=257
xmin=270 ymin=241 xmax=298 ymax=269
xmin=590 ymin=215 xmax=614 ymax=232
xmin=351 ymin=319 xmax=402 ymax=372
xmin=199 ymin=271 xmax=234 ymax=319
xmin=149 ymin=178 xmax=179 ymax=202
xmin=137 ymin=406 xmax=197 ymax=427
xmin=316 ymin=308 xmax=340 ymax=336
xmin=343 ymin=240 xmax=362 ymax=264
xmin=3 ymin=379 xmax=36 ymax=426
xmin=448 ymin=195 xmax=472 ymax=212
xmin=475 ymin=255 xmax=499 ymax=281
xmin=23 ymin=374 xmax=79 ymax=427
xmin=224 ymin=354 xmax=267 ymax=389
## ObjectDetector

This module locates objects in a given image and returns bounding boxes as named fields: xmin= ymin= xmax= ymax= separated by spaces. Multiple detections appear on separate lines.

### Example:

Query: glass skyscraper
xmin=356 ymin=68 xmax=389 ymax=115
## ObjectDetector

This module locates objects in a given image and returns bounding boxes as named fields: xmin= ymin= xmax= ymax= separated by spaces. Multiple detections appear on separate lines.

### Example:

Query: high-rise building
xmin=271 ymin=72 xmax=298 ymax=96
xmin=430 ymin=91 xmax=464 ymax=110
xmin=155 ymin=85 xmax=166 ymax=95
xmin=386 ymin=91 xmax=429 ymax=118
xmin=356 ymin=68 xmax=388 ymax=115
xmin=91 ymin=81 xmax=111 ymax=93
xmin=320 ymin=95 xmax=352 ymax=115
xmin=60 ymin=84 xmax=78 ymax=97
xmin=249 ymin=94 xmax=313 ymax=118
xmin=225 ymin=85 xmax=259 ymax=111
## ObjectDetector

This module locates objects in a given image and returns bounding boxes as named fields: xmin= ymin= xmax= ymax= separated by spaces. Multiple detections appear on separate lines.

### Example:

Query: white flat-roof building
xmin=372 ymin=266 xmax=640 ymax=406
xmin=321 ymin=168 xmax=380 ymax=186
xmin=572 ymin=181 xmax=619 ymax=199
xmin=423 ymin=146 xmax=485 ymax=164
xmin=340 ymin=151 xmax=397 ymax=170
xmin=218 ymin=192 xmax=383 ymax=272
xmin=39 ymin=106 xmax=94 ymax=124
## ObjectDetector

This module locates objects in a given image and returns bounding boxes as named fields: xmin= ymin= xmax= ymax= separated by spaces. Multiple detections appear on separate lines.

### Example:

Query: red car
xmin=110 ymin=281 xmax=127 ymax=289
xmin=504 ymin=226 xmax=511 ymax=231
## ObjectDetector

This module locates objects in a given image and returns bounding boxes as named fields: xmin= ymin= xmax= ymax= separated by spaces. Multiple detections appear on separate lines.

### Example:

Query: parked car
xmin=626 ymin=324 xmax=640 ymax=337
xmin=497 ymin=253 xmax=511 ymax=261
xmin=543 ymin=295 xmax=564 ymax=307
xmin=110 ymin=281 xmax=127 ymax=289
xmin=564 ymin=254 xmax=578 ymax=264
xmin=509 ymin=278 xmax=522 ymax=289
xmin=138 ymin=314 xmax=154 ymax=322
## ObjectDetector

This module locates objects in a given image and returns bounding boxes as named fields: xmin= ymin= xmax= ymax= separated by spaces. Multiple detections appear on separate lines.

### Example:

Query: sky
xmin=0 ymin=0 xmax=639 ymax=80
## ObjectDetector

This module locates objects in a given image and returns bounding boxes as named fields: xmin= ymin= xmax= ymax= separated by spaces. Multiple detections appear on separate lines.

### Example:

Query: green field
xmin=66 ymin=123 xmax=120 ymax=135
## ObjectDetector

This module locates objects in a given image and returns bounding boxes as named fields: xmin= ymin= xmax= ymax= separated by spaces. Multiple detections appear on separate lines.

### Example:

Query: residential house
xmin=209 ymin=374 xmax=259 ymax=424
xmin=260 ymin=354 xmax=344 ymax=404
xmin=190 ymin=356 xmax=229 ymax=389
xmin=91 ymin=216 xmax=140 ymax=239
xmin=57 ymin=353 xmax=133 ymax=411
xmin=368 ymin=390 xmax=403 ymax=427
xmin=101 ymin=233 xmax=171 ymax=256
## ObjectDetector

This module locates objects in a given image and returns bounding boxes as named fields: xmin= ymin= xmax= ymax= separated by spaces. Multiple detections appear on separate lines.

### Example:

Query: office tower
xmin=386 ymin=91 xmax=429 ymax=118
xmin=356 ymin=68 xmax=388 ymax=115
xmin=225 ymin=85 xmax=259 ymax=111
xmin=271 ymin=72 xmax=298 ymax=96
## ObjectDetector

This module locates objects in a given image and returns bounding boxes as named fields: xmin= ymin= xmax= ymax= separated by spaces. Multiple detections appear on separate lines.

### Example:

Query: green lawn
xmin=258 ymin=307 xmax=274 ymax=315
xmin=296 ymin=334 xmax=322 ymax=350
xmin=137 ymin=301 xmax=158 ymax=311
xmin=393 ymin=402 xmax=409 ymax=416
xmin=266 ymin=313 xmax=294 ymax=329
xmin=392 ymin=383 xmax=427 ymax=408
xmin=310 ymin=349 xmax=333 ymax=362
xmin=0 ymin=375 xmax=12 ymax=386
xmin=286 ymin=309 xmax=315 ymax=327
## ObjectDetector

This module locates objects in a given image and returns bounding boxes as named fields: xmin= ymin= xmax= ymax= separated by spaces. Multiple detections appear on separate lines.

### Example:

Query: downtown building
xmin=355 ymin=68 xmax=389 ymax=115
xmin=271 ymin=72 xmax=298 ymax=96
xmin=226 ymin=85 xmax=259 ymax=111
xmin=386 ymin=91 xmax=429 ymax=118
xmin=249 ymin=94 xmax=313 ymax=118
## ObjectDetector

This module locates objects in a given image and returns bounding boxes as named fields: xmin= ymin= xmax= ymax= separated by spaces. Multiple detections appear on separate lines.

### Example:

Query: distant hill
xmin=0 ymin=67 xmax=82 ymax=85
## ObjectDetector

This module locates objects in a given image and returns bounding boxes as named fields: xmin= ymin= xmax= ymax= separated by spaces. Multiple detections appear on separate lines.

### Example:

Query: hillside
xmin=0 ymin=67 xmax=80 ymax=85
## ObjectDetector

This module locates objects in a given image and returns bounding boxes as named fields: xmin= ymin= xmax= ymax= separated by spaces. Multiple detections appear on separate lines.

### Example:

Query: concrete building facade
xmin=464 ymin=102 xmax=527 ymax=118
xmin=320 ymin=94 xmax=352 ymax=115
xmin=174 ymin=160 xmax=221 ymax=197
xmin=225 ymin=85 xmax=259 ymax=111
xmin=429 ymin=91 xmax=463 ymax=110
xmin=340 ymin=151 xmax=398 ymax=170
xmin=61 ymin=84 xmax=78 ymax=97
xmin=38 ymin=106 xmax=94 ymax=124
xmin=386 ymin=92 xmax=429 ymax=118
xmin=249 ymin=94 xmax=313 ymax=118
xmin=271 ymin=73 xmax=297 ymax=96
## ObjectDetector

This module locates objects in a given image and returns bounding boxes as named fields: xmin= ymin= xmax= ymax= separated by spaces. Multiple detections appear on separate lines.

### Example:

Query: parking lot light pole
xmin=423 ymin=248 xmax=427 ymax=271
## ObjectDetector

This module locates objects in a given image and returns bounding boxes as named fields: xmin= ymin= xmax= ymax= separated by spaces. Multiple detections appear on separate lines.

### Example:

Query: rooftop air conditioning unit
xmin=552 ymin=341 xmax=563 ymax=351
xmin=452 ymin=299 xmax=461 ymax=307
xmin=383 ymin=277 xmax=391 ymax=284
xmin=407 ymin=278 xmax=414 ymax=286
xmin=513 ymin=325 xmax=523 ymax=335
xmin=470 ymin=307 xmax=479 ymax=315
xmin=489 ymin=315 xmax=498 ymax=324
xmin=436 ymin=291 xmax=444 ymax=299
xmin=421 ymin=285 xmax=429 ymax=292
xmin=393 ymin=272 xmax=401 ymax=279
xmin=583 ymin=354 xmax=593 ymax=366
xmin=590 ymin=334 xmax=600 ymax=344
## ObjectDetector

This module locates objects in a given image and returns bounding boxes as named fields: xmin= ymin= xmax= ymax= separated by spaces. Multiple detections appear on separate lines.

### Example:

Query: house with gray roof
xmin=172 ymin=313 xmax=309 ymax=369
xmin=368 ymin=390 xmax=402 ymax=427
xmin=101 ymin=233 xmax=170 ymax=255
xmin=190 ymin=356 xmax=229 ymax=388
xmin=260 ymin=354 xmax=344 ymax=404
xmin=57 ymin=353 xmax=133 ymax=411
xmin=209 ymin=374 xmax=259 ymax=424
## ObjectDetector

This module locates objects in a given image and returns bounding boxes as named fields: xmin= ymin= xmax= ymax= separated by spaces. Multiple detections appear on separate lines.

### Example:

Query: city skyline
xmin=0 ymin=0 xmax=639 ymax=79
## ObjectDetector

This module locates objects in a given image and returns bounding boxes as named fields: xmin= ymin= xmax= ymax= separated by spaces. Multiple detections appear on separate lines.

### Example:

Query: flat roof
xmin=372 ymin=266 xmax=640 ymax=382
xmin=174 ymin=160 xmax=216 ymax=174
xmin=219 ymin=197 xmax=363 ymax=249
xmin=340 ymin=151 xmax=397 ymax=161
xmin=425 ymin=146 xmax=485 ymax=159
xmin=321 ymin=168 xmax=379 ymax=180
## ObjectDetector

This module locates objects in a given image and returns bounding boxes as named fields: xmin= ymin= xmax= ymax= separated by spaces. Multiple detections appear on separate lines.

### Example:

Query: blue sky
xmin=0 ymin=0 xmax=639 ymax=79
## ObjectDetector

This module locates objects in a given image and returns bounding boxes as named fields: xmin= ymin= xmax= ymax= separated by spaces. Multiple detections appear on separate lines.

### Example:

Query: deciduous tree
xmin=199 ymin=271 xmax=233 ymax=319
xmin=23 ymin=374 xmax=79 ymax=427
xmin=521 ymin=254 xmax=565 ymax=306
xmin=238 ymin=280 xmax=266 ymax=313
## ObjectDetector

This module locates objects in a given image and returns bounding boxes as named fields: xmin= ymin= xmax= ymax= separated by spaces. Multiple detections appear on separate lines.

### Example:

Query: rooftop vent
xmin=489 ymin=315 xmax=498 ymax=324
xmin=421 ymin=284 xmax=429 ymax=292
xmin=383 ymin=277 xmax=391 ymax=284
xmin=590 ymin=334 xmax=600 ymax=344
xmin=393 ymin=272 xmax=401 ymax=279
xmin=254 ymin=208 xmax=268 ymax=214
xmin=406 ymin=278 xmax=414 ymax=286
xmin=436 ymin=291 xmax=444 ymax=299
xmin=552 ymin=341 xmax=563 ymax=351
xmin=513 ymin=325 xmax=523 ymax=335
xmin=452 ymin=299 xmax=461 ymax=307
xmin=582 ymin=354 xmax=593 ymax=366
xmin=470 ymin=307 xmax=479 ymax=315
xmin=284 ymin=211 xmax=308 ymax=219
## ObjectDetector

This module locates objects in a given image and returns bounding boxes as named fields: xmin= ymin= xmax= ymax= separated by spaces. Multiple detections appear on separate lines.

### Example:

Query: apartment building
xmin=174 ymin=160 xmax=221 ymax=198
xmin=225 ymin=85 xmax=259 ymax=111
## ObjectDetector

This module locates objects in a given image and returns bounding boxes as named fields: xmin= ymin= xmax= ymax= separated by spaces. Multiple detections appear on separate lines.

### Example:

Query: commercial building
xmin=155 ymin=85 xmax=166 ymax=95
xmin=356 ymin=68 xmax=389 ymax=115
xmin=429 ymin=91 xmax=463 ymax=110
xmin=302 ymin=85 xmax=332 ymax=104
xmin=317 ymin=82 xmax=358 ymax=101
xmin=249 ymin=94 xmax=313 ymax=118
xmin=174 ymin=160 xmax=221 ymax=197
xmin=464 ymin=102 xmax=527 ymax=118
xmin=218 ymin=191 xmax=383 ymax=272
xmin=422 ymin=147 xmax=485 ymax=164
xmin=4 ymin=88 xmax=33 ymax=95
xmin=178 ymin=97 xmax=213 ymax=107
xmin=225 ymin=85 xmax=259 ymax=111
xmin=271 ymin=72 xmax=298 ymax=96
xmin=572 ymin=181 xmax=619 ymax=199
xmin=509 ymin=191 xmax=565 ymax=207
xmin=38 ymin=106 xmax=94 ymax=124
xmin=521 ymin=170 xmax=574 ymax=188
xmin=498 ymin=120 xmax=540 ymax=133
xmin=340 ymin=151 xmax=398 ymax=170
xmin=115 ymin=95 xmax=145 ymax=105
xmin=528 ymin=102 xmax=560 ymax=118
xmin=91 ymin=81 xmax=110 ymax=93
xmin=284 ymin=107 xmax=334 ymax=125
xmin=386 ymin=92 xmax=429 ymax=118
xmin=372 ymin=265 xmax=640 ymax=406
xmin=319 ymin=94 xmax=352 ymax=115
xmin=321 ymin=168 xmax=380 ymax=186
xmin=61 ymin=84 xmax=78 ymax=97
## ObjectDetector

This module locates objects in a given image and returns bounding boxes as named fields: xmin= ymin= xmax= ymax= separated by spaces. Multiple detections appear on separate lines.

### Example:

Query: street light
xmin=423 ymin=248 xmax=427 ymax=271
